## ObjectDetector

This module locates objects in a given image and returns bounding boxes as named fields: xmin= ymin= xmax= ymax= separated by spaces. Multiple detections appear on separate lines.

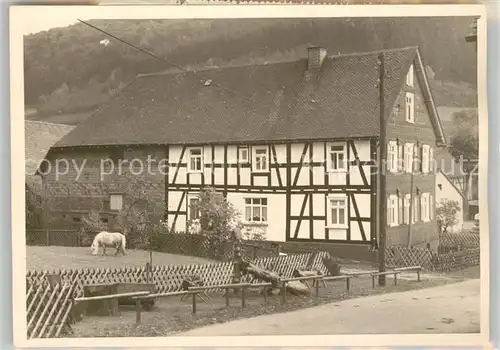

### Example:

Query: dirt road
xmin=177 ymin=279 xmax=480 ymax=336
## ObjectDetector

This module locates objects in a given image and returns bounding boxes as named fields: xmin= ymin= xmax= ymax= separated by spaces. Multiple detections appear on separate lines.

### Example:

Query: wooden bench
xmin=180 ymin=276 xmax=211 ymax=303
xmin=369 ymin=266 xmax=422 ymax=287
xmin=323 ymin=275 xmax=354 ymax=293
xmin=76 ymin=289 xmax=150 ymax=317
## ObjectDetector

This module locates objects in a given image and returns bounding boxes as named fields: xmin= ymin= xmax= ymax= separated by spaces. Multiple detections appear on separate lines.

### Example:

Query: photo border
xmin=10 ymin=3 xmax=489 ymax=347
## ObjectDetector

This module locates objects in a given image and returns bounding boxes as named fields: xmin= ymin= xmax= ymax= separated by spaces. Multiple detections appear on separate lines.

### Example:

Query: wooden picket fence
xmin=431 ymin=248 xmax=481 ymax=273
xmin=385 ymin=245 xmax=480 ymax=272
xmin=25 ymin=251 xmax=329 ymax=338
xmin=438 ymin=231 xmax=480 ymax=251
xmin=26 ymin=251 xmax=329 ymax=297
xmin=385 ymin=246 xmax=434 ymax=269
xmin=26 ymin=280 xmax=77 ymax=339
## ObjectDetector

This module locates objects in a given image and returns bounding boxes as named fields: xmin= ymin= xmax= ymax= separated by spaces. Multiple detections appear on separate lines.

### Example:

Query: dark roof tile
xmin=55 ymin=47 xmax=442 ymax=147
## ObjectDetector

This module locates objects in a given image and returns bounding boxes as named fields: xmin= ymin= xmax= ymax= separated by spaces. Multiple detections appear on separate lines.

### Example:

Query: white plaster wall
xmin=436 ymin=171 xmax=464 ymax=232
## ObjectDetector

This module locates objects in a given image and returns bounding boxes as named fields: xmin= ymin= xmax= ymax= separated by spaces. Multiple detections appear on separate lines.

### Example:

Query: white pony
xmin=90 ymin=231 xmax=127 ymax=256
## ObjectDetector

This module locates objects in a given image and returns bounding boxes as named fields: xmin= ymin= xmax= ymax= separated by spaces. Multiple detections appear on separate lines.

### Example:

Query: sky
xmin=23 ymin=16 xmax=90 ymax=35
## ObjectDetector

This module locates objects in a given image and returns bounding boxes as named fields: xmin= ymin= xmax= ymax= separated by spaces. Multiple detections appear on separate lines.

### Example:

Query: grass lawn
xmin=69 ymin=271 xmax=475 ymax=338
xmin=26 ymin=246 xmax=215 ymax=271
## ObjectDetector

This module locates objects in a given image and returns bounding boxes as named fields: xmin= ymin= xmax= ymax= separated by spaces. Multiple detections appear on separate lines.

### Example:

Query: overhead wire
xmin=77 ymin=19 xmax=261 ymax=106
xmin=78 ymin=18 xmax=393 ymax=136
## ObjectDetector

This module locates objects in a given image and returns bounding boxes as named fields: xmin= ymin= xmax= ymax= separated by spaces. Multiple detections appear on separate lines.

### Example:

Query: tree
xmin=447 ymin=109 xmax=479 ymax=218
xmin=436 ymin=199 xmax=461 ymax=233
xmin=25 ymin=183 xmax=42 ymax=229
xmin=188 ymin=187 xmax=239 ymax=240
xmin=187 ymin=187 xmax=267 ymax=242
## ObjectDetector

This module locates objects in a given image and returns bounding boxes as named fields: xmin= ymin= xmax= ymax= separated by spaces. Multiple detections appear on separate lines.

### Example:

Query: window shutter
xmin=420 ymin=195 xmax=425 ymax=222
xmin=387 ymin=197 xmax=391 ymax=225
xmin=387 ymin=144 xmax=391 ymax=172
xmin=416 ymin=195 xmax=421 ymax=222
xmin=430 ymin=194 xmax=434 ymax=220
xmin=429 ymin=147 xmax=434 ymax=172
xmin=418 ymin=145 xmax=423 ymax=172
xmin=398 ymin=197 xmax=403 ymax=225
xmin=398 ymin=144 xmax=403 ymax=172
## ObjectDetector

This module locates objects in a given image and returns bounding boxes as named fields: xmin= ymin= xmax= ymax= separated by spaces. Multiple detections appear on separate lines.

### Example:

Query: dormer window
xmin=327 ymin=142 xmax=347 ymax=172
xmin=188 ymin=147 xmax=203 ymax=173
xmin=406 ymin=64 xmax=414 ymax=87
xmin=405 ymin=92 xmax=415 ymax=124
xmin=239 ymin=146 xmax=249 ymax=163
xmin=252 ymin=146 xmax=269 ymax=172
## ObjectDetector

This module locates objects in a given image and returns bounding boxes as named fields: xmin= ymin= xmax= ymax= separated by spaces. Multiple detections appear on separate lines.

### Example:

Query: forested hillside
xmin=24 ymin=17 xmax=478 ymax=123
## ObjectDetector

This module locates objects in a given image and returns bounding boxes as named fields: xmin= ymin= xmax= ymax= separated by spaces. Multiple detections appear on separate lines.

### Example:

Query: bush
xmin=436 ymin=199 xmax=461 ymax=233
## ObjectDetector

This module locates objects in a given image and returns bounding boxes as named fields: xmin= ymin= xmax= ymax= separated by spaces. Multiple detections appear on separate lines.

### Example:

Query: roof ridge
xmin=25 ymin=120 xmax=76 ymax=128
xmin=137 ymin=57 xmax=304 ymax=79
xmin=327 ymin=46 xmax=419 ymax=60
xmin=135 ymin=46 xmax=419 ymax=79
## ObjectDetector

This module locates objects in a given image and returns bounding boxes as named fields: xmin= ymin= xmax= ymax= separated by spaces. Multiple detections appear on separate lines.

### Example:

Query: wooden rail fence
xmin=131 ymin=265 xmax=423 ymax=324
xmin=26 ymin=253 xmax=428 ymax=336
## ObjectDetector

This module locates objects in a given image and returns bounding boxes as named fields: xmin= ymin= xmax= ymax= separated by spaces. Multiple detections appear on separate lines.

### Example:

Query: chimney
xmin=308 ymin=46 xmax=327 ymax=70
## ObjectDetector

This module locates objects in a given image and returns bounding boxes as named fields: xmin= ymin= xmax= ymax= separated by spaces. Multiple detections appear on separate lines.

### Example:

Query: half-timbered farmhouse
xmin=40 ymin=45 xmax=447 ymax=250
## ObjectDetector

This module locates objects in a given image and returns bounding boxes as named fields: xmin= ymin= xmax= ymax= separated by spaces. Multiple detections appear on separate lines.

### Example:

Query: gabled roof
xmin=438 ymin=170 xmax=466 ymax=201
xmin=435 ymin=147 xmax=465 ymax=179
xmin=25 ymin=120 xmax=75 ymax=176
xmin=54 ymin=46 xmax=445 ymax=148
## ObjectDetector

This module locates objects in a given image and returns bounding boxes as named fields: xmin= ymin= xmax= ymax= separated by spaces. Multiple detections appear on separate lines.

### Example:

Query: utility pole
xmin=378 ymin=52 xmax=387 ymax=287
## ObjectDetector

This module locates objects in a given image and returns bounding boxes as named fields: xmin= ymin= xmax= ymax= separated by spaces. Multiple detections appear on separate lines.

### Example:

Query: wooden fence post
xmin=191 ymin=292 xmax=197 ymax=314
xmin=274 ymin=243 xmax=281 ymax=256
xmin=225 ymin=288 xmax=230 ymax=307
xmin=241 ymin=286 xmax=246 ymax=308
xmin=188 ymin=234 xmax=193 ymax=255
xmin=346 ymin=277 xmax=350 ymax=292
xmin=45 ymin=229 xmax=50 ymax=246
xmin=231 ymin=229 xmax=242 ymax=296
xmin=135 ymin=299 xmax=141 ymax=325
xmin=280 ymin=281 xmax=287 ymax=305
xmin=315 ymin=278 xmax=320 ymax=297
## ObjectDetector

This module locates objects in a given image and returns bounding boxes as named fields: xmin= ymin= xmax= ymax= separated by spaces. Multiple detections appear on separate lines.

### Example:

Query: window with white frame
xmin=188 ymin=196 xmax=201 ymax=221
xmin=387 ymin=141 xmax=398 ymax=173
xmin=406 ymin=64 xmax=414 ymax=87
xmin=239 ymin=147 xmax=249 ymax=163
xmin=403 ymin=194 xmax=411 ymax=224
xmin=422 ymin=145 xmax=430 ymax=173
xmin=420 ymin=193 xmax=430 ymax=222
xmin=387 ymin=195 xmax=399 ymax=227
xmin=188 ymin=147 xmax=203 ymax=172
xmin=252 ymin=146 xmax=269 ymax=172
xmin=109 ymin=194 xmax=123 ymax=211
xmin=244 ymin=198 xmax=268 ymax=223
xmin=327 ymin=143 xmax=347 ymax=172
xmin=327 ymin=195 xmax=348 ymax=228
xmin=404 ymin=143 xmax=414 ymax=173
xmin=405 ymin=92 xmax=415 ymax=123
